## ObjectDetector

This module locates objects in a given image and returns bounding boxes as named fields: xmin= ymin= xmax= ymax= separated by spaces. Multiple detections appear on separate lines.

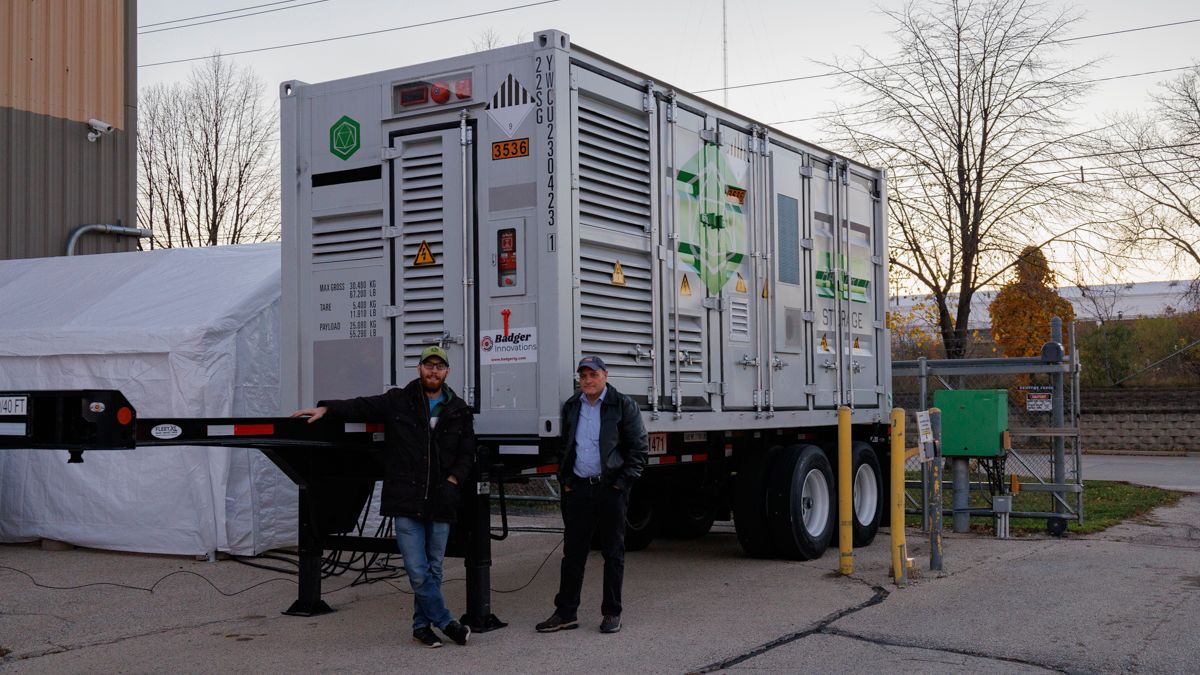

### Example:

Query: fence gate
xmin=893 ymin=320 xmax=1083 ymax=532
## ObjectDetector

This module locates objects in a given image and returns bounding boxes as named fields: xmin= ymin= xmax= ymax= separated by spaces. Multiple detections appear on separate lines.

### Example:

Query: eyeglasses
xmin=421 ymin=362 xmax=449 ymax=372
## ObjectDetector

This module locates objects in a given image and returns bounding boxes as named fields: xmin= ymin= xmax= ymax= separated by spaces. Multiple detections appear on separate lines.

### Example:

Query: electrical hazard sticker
xmin=735 ymin=273 xmax=747 ymax=294
xmin=680 ymin=274 xmax=692 ymax=296
xmin=413 ymin=240 xmax=435 ymax=267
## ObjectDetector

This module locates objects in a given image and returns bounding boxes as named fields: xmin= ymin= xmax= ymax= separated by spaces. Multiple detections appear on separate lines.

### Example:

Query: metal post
xmin=918 ymin=356 xmax=930 ymax=533
xmin=837 ymin=405 xmax=853 ymax=575
xmin=462 ymin=445 xmax=505 ymax=631
xmin=890 ymin=408 xmax=908 ymax=586
xmin=952 ymin=457 xmax=970 ymax=533
xmin=1051 ymin=317 xmax=1065 ymax=516
xmin=929 ymin=407 xmax=944 ymax=572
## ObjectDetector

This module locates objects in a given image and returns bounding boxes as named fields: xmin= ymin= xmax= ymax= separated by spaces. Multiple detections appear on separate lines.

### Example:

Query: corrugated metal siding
xmin=0 ymin=0 xmax=136 ymax=260
xmin=1 ymin=0 xmax=125 ymax=126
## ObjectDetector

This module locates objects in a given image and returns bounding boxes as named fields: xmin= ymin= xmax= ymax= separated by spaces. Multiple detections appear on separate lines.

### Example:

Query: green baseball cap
xmin=419 ymin=345 xmax=450 ymax=365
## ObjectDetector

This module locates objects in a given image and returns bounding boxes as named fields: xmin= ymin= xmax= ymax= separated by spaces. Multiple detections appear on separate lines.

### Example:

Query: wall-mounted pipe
xmin=66 ymin=223 xmax=151 ymax=255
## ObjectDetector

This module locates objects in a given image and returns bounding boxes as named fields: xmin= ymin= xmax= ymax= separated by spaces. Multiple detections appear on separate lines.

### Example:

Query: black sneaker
xmin=442 ymin=620 xmax=470 ymax=646
xmin=412 ymin=626 xmax=443 ymax=648
xmin=600 ymin=615 xmax=621 ymax=633
xmin=535 ymin=612 xmax=578 ymax=633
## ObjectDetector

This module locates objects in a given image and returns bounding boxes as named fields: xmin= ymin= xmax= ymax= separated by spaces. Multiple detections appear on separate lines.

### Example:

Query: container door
xmin=844 ymin=169 xmax=883 ymax=407
xmin=810 ymin=157 xmax=840 ymax=407
xmin=570 ymin=68 xmax=655 ymax=404
xmin=769 ymin=144 xmax=808 ymax=408
xmin=390 ymin=126 xmax=474 ymax=401
xmin=661 ymin=104 xmax=713 ymax=410
xmin=712 ymin=123 xmax=758 ymax=410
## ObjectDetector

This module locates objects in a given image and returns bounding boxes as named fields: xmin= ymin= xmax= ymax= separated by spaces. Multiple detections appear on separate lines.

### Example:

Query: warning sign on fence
xmin=1026 ymin=392 xmax=1052 ymax=412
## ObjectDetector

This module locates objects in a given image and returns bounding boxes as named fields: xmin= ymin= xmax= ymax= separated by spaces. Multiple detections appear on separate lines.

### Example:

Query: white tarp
xmin=0 ymin=243 xmax=296 ymax=555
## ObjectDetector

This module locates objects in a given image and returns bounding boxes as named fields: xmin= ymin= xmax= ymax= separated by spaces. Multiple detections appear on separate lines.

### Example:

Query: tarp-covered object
xmin=0 ymin=243 xmax=296 ymax=555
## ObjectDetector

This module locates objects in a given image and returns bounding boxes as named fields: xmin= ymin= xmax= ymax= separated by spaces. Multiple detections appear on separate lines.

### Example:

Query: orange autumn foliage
xmin=989 ymin=246 xmax=1075 ymax=358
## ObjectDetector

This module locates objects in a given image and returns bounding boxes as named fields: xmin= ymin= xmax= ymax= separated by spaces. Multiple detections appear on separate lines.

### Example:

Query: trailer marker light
xmin=116 ymin=407 xmax=133 ymax=425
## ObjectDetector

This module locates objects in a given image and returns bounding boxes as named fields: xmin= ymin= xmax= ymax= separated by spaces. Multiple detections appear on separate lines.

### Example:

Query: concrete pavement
xmin=1080 ymin=454 xmax=1200 ymax=492
xmin=3 ymin=454 xmax=1198 ymax=673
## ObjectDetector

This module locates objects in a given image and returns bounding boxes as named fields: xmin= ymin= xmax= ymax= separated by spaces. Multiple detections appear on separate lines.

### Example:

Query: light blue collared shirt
xmin=572 ymin=385 xmax=607 ymax=478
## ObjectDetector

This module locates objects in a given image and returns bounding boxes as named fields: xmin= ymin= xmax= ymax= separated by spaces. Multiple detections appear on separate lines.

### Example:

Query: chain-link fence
xmin=894 ymin=320 xmax=1082 ymax=532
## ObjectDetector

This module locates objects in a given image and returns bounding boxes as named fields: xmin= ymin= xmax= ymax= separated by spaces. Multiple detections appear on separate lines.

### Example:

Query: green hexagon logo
xmin=329 ymin=115 xmax=361 ymax=160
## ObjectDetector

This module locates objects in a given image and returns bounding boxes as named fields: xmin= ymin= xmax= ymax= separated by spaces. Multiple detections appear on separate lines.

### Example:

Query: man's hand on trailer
xmin=290 ymin=406 xmax=328 ymax=422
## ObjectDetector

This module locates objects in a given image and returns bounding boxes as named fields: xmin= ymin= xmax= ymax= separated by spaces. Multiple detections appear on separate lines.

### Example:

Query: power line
xmin=696 ymin=17 xmax=1200 ymax=94
xmin=139 ymin=0 xmax=330 ymax=35
xmin=138 ymin=0 xmax=305 ymax=29
xmin=138 ymin=0 xmax=561 ymax=68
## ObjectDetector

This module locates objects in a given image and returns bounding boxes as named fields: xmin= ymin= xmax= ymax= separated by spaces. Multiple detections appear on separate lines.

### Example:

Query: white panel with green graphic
xmin=675 ymin=145 xmax=746 ymax=296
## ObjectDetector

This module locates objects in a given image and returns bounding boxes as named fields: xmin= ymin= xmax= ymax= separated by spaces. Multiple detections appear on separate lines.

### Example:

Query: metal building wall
xmin=0 ymin=0 xmax=137 ymax=260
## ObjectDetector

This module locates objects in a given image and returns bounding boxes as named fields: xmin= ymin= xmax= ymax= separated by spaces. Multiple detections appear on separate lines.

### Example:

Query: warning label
xmin=1026 ymin=392 xmax=1052 ymax=412
xmin=480 ymin=327 xmax=538 ymax=365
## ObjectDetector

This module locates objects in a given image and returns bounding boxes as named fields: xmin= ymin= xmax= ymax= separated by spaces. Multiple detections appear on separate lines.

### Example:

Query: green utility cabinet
xmin=934 ymin=389 xmax=1008 ymax=457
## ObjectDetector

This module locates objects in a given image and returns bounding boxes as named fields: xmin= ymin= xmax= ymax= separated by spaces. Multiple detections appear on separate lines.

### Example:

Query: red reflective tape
xmin=235 ymin=424 xmax=274 ymax=436
xmin=537 ymin=463 xmax=559 ymax=474
xmin=658 ymin=456 xmax=677 ymax=464
xmin=692 ymin=453 xmax=708 ymax=462
xmin=365 ymin=423 xmax=384 ymax=433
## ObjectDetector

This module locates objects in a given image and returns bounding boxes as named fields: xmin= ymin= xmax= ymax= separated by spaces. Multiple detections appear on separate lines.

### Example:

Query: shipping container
xmin=281 ymin=29 xmax=891 ymax=559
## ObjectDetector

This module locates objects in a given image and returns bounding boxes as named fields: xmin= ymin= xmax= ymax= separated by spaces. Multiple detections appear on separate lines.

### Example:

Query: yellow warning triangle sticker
xmin=853 ymin=336 xmax=860 ymax=350
xmin=413 ymin=240 xmax=435 ymax=267
xmin=611 ymin=260 xmax=626 ymax=286
xmin=735 ymin=273 xmax=747 ymax=294
xmin=821 ymin=334 xmax=830 ymax=352
xmin=680 ymin=274 xmax=692 ymax=296
xmin=761 ymin=280 xmax=769 ymax=299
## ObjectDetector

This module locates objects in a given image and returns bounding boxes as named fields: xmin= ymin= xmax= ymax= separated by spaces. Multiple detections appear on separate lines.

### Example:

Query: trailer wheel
xmin=769 ymin=444 xmax=835 ymax=560
xmin=734 ymin=445 xmax=780 ymax=558
xmin=852 ymin=441 xmax=883 ymax=547
xmin=623 ymin=483 xmax=656 ymax=552
xmin=658 ymin=491 xmax=716 ymax=539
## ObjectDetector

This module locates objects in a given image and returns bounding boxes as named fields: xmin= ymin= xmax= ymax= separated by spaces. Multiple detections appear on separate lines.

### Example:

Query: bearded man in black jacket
xmin=292 ymin=345 xmax=474 ymax=649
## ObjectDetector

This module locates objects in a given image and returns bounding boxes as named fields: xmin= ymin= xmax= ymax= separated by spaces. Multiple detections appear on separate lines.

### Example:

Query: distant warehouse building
xmin=1 ymin=0 xmax=138 ymax=260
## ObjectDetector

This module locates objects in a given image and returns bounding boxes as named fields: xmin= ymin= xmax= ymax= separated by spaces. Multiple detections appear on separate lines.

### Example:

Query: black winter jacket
xmin=319 ymin=379 xmax=475 ymax=523
xmin=557 ymin=384 xmax=648 ymax=491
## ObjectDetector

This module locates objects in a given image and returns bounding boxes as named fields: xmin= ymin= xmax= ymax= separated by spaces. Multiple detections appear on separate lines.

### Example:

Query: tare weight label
xmin=313 ymin=272 xmax=379 ymax=339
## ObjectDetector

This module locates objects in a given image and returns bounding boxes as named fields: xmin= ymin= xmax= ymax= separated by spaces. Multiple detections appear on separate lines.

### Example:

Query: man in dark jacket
xmin=537 ymin=356 xmax=648 ymax=635
xmin=291 ymin=345 xmax=474 ymax=649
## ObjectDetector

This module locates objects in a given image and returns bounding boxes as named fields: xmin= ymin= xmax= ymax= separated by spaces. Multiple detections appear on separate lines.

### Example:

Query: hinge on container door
xmin=642 ymin=81 xmax=655 ymax=112
xmin=462 ymin=127 xmax=474 ymax=146
xmin=383 ymin=305 xmax=402 ymax=318
xmin=569 ymin=71 xmax=579 ymax=91
xmin=871 ymin=255 xmax=883 ymax=265
xmin=874 ymin=320 xmax=885 ymax=330
xmin=382 ymin=147 xmax=401 ymax=161
xmin=383 ymin=226 xmax=401 ymax=239
xmin=801 ymin=238 xmax=814 ymax=250
xmin=840 ymin=163 xmax=849 ymax=185
xmin=803 ymin=310 xmax=814 ymax=323
xmin=800 ymin=165 xmax=813 ymax=179
xmin=701 ymin=297 xmax=727 ymax=312
xmin=700 ymin=128 xmax=720 ymax=146
xmin=655 ymin=244 xmax=669 ymax=261
xmin=704 ymin=382 xmax=725 ymax=395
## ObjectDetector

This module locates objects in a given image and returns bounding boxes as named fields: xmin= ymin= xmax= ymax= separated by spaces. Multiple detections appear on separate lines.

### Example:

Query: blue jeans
xmin=394 ymin=517 xmax=454 ymax=632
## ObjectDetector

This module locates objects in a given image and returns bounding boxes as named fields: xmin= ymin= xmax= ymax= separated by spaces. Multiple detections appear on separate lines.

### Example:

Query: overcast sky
xmin=136 ymin=0 xmax=1199 ymax=284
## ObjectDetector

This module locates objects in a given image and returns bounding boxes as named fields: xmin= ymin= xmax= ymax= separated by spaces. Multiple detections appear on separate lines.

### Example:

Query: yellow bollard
xmin=890 ymin=408 xmax=909 ymax=586
xmin=838 ymin=405 xmax=853 ymax=575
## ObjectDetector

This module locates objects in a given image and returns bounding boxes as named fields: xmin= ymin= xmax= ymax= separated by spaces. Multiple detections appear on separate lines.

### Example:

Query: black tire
xmin=768 ymin=444 xmax=836 ymax=560
xmin=734 ymin=445 xmax=780 ymax=558
xmin=623 ymin=483 xmax=656 ymax=552
xmin=851 ymin=441 xmax=884 ymax=547
xmin=658 ymin=490 xmax=717 ymax=539
xmin=1046 ymin=516 xmax=1068 ymax=537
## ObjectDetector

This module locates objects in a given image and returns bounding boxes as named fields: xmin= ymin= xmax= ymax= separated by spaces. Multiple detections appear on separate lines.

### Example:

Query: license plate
xmin=649 ymin=432 xmax=667 ymax=456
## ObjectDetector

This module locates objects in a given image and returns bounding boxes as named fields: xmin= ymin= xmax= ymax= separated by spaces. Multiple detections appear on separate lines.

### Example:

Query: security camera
xmin=87 ymin=118 xmax=114 ymax=142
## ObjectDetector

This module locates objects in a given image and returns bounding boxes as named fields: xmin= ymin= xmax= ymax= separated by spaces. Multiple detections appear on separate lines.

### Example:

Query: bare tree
xmin=822 ymin=0 xmax=1097 ymax=357
xmin=471 ymin=27 xmax=525 ymax=52
xmin=137 ymin=55 xmax=279 ymax=248
xmin=1095 ymin=65 xmax=1200 ymax=276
